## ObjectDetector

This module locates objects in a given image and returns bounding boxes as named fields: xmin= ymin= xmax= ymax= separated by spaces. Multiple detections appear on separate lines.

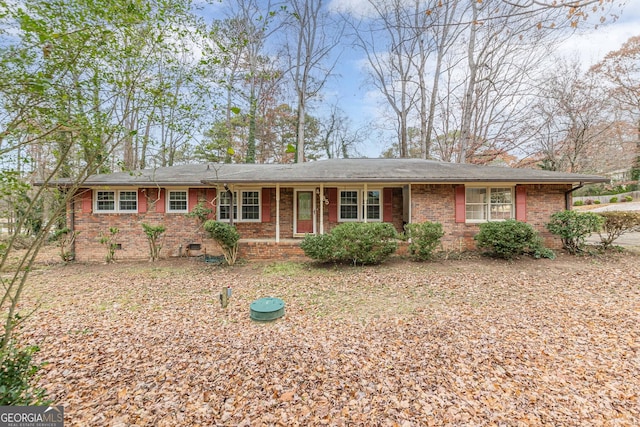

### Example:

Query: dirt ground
xmin=6 ymin=247 xmax=639 ymax=426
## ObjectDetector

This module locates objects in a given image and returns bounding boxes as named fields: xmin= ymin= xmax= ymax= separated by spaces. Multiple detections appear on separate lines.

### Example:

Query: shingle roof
xmin=52 ymin=158 xmax=609 ymax=187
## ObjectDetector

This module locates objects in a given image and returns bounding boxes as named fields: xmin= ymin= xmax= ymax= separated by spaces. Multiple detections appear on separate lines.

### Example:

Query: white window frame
xmin=217 ymin=189 xmax=261 ymax=222
xmin=465 ymin=186 xmax=514 ymax=223
xmin=338 ymin=189 xmax=382 ymax=222
xmin=365 ymin=189 xmax=382 ymax=222
xmin=339 ymin=189 xmax=360 ymax=222
xmin=167 ymin=190 xmax=188 ymax=213
xmin=95 ymin=190 xmax=138 ymax=213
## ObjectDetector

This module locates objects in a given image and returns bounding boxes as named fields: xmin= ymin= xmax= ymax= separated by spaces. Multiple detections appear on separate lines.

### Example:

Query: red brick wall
xmin=411 ymin=184 xmax=569 ymax=251
xmin=71 ymin=184 xmax=569 ymax=261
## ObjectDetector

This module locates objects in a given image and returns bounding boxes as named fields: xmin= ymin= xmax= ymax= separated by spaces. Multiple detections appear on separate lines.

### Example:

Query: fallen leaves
xmin=14 ymin=253 xmax=640 ymax=425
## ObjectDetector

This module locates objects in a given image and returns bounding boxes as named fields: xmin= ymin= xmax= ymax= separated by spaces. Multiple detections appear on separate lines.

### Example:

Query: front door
xmin=296 ymin=191 xmax=314 ymax=234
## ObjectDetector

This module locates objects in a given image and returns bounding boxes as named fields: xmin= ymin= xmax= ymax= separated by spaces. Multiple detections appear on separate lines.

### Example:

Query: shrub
xmin=594 ymin=199 xmax=601 ymax=204
xmin=624 ymin=195 xmax=633 ymax=202
xmin=597 ymin=211 xmax=640 ymax=249
xmin=0 ymin=335 xmax=50 ymax=405
xmin=204 ymin=220 xmax=240 ymax=266
xmin=141 ymin=223 xmax=166 ymax=262
xmin=546 ymin=210 xmax=603 ymax=254
xmin=573 ymin=200 xmax=584 ymax=206
xmin=301 ymin=222 xmax=398 ymax=265
xmin=404 ymin=221 xmax=444 ymax=261
xmin=98 ymin=227 xmax=119 ymax=263
xmin=609 ymin=196 xmax=618 ymax=203
xmin=474 ymin=220 xmax=554 ymax=260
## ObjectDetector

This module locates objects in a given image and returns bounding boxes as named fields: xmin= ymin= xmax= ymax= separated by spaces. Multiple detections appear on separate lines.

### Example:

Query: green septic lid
xmin=250 ymin=297 xmax=285 ymax=321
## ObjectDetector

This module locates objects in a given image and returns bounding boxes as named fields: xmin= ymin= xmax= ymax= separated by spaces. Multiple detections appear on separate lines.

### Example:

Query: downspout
xmin=565 ymin=183 xmax=584 ymax=210
xmin=69 ymin=188 xmax=75 ymax=260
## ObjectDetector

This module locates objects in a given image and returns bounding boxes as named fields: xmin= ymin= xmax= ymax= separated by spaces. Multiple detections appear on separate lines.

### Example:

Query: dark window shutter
xmin=515 ymin=185 xmax=527 ymax=221
xmin=455 ymin=186 xmax=465 ymax=223
xmin=81 ymin=190 xmax=92 ymax=213
xmin=138 ymin=189 xmax=147 ymax=213
xmin=383 ymin=188 xmax=393 ymax=222
xmin=327 ymin=188 xmax=338 ymax=222
xmin=262 ymin=188 xmax=271 ymax=223
xmin=188 ymin=188 xmax=199 ymax=212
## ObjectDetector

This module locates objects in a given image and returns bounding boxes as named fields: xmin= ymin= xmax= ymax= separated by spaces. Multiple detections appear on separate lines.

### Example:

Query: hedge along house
xmin=55 ymin=158 xmax=607 ymax=261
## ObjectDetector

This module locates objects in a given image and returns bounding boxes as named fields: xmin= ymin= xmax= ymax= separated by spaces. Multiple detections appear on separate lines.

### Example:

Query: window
xmin=119 ymin=191 xmax=137 ymax=211
xmin=218 ymin=189 xmax=260 ymax=222
xmin=340 ymin=190 xmax=359 ymax=220
xmin=95 ymin=190 xmax=137 ymax=213
xmin=96 ymin=191 xmax=115 ymax=212
xmin=465 ymin=187 xmax=513 ymax=222
xmin=366 ymin=190 xmax=381 ymax=221
xmin=242 ymin=191 xmax=260 ymax=220
xmin=339 ymin=189 xmax=382 ymax=222
xmin=168 ymin=190 xmax=188 ymax=212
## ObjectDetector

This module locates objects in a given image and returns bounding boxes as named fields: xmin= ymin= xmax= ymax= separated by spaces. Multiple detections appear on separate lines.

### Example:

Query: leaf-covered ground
xmin=15 ymin=252 xmax=640 ymax=426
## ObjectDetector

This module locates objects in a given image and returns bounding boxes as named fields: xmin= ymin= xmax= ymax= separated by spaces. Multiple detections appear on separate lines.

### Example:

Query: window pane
xmin=241 ymin=191 xmax=260 ymax=220
xmin=119 ymin=191 xmax=137 ymax=211
xmin=96 ymin=191 xmax=115 ymax=211
xmin=219 ymin=191 xmax=237 ymax=220
xmin=466 ymin=188 xmax=486 ymax=203
xmin=169 ymin=191 xmax=187 ymax=211
xmin=490 ymin=188 xmax=513 ymax=220
xmin=466 ymin=204 xmax=486 ymax=220
xmin=366 ymin=190 xmax=380 ymax=220
xmin=340 ymin=190 xmax=359 ymax=220
xmin=490 ymin=188 xmax=512 ymax=204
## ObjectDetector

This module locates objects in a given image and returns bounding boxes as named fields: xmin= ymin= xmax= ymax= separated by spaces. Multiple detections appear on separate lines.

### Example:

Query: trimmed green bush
xmin=597 ymin=211 xmax=640 ymax=249
xmin=301 ymin=222 xmax=398 ymax=265
xmin=474 ymin=220 xmax=554 ymax=260
xmin=204 ymin=220 xmax=240 ymax=265
xmin=609 ymin=196 xmax=618 ymax=203
xmin=404 ymin=221 xmax=444 ymax=261
xmin=573 ymin=200 xmax=584 ymax=206
xmin=624 ymin=195 xmax=633 ymax=202
xmin=594 ymin=200 xmax=601 ymax=204
xmin=546 ymin=210 xmax=603 ymax=254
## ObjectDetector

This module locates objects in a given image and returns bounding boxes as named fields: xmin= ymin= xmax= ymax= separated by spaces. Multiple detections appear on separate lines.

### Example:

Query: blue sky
xmin=196 ymin=0 xmax=640 ymax=159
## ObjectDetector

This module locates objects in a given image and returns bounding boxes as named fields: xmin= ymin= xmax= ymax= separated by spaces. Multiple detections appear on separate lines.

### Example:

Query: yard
xmin=12 ymin=250 xmax=640 ymax=426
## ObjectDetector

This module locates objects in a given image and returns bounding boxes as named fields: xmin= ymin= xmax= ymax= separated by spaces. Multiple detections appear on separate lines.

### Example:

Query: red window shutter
xmin=383 ymin=188 xmax=393 ymax=222
xmin=455 ymin=185 xmax=466 ymax=223
xmin=138 ymin=189 xmax=147 ymax=213
xmin=515 ymin=185 xmax=527 ymax=221
xmin=262 ymin=188 xmax=271 ymax=223
xmin=81 ymin=189 xmax=92 ymax=213
xmin=327 ymin=188 xmax=338 ymax=222
xmin=206 ymin=188 xmax=216 ymax=219
xmin=156 ymin=189 xmax=166 ymax=213
xmin=188 ymin=188 xmax=199 ymax=212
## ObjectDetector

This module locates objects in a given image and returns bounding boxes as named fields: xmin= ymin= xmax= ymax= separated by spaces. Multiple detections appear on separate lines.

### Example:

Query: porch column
xmin=363 ymin=183 xmax=368 ymax=223
xmin=319 ymin=183 xmax=324 ymax=234
xmin=276 ymin=184 xmax=280 ymax=243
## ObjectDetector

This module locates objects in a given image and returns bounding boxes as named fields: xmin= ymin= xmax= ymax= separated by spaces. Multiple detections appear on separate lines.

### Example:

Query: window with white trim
xmin=119 ymin=191 xmax=138 ymax=211
xmin=338 ymin=189 xmax=382 ymax=222
xmin=218 ymin=189 xmax=260 ymax=222
xmin=167 ymin=190 xmax=188 ymax=212
xmin=95 ymin=190 xmax=138 ymax=213
xmin=465 ymin=187 xmax=513 ymax=222
xmin=366 ymin=190 xmax=381 ymax=221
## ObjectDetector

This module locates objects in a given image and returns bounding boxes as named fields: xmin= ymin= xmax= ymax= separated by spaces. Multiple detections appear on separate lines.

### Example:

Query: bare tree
xmin=282 ymin=0 xmax=343 ymax=163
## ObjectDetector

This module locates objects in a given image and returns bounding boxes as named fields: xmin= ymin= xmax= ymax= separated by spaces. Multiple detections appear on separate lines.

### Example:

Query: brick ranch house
xmin=54 ymin=158 xmax=607 ymax=261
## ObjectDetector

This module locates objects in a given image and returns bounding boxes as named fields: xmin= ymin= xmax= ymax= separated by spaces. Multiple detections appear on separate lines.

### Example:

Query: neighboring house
xmin=53 ymin=158 xmax=607 ymax=261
